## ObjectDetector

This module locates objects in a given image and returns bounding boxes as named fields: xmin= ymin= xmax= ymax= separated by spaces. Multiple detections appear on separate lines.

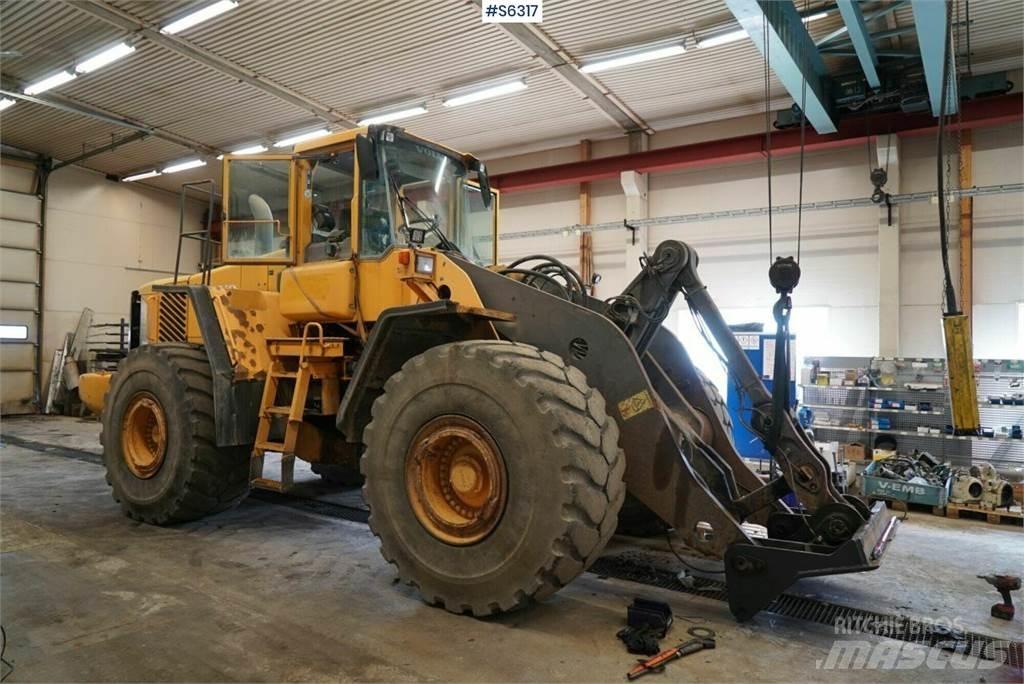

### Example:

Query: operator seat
xmin=248 ymin=193 xmax=277 ymax=254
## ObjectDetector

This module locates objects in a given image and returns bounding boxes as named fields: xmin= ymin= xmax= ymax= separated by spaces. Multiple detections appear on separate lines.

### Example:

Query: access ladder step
xmin=264 ymin=407 xmax=296 ymax=417
xmin=255 ymin=441 xmax=286 ymax=452
xmin=251 ymin=478 xmax=290 ymax=493
xmin=266 ymin=336 xmax=346 ymax=358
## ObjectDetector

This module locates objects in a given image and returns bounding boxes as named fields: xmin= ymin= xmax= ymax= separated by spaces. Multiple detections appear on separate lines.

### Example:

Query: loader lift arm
xmin=608 ymin=241 xmax=851 ymax=518
xmin=458 ymin=240 xmax=895 ymax=621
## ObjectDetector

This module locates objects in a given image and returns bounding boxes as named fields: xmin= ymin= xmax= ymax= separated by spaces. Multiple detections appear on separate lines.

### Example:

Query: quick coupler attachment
xmin=723 ymin=502 xmax=897 ymax=621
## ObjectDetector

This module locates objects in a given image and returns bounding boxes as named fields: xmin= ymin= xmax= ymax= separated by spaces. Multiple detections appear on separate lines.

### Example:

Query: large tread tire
xmin=616 ymin=368 xmax=731 ymax=537
xmin=100 ymin=343 xmax=250 ymax=525
xmin=362 ymin=340 xmax=625 ymax=616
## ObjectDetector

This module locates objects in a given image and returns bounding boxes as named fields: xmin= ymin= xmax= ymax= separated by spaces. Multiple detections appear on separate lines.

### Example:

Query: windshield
xmin=360 ymin=135 xmax=494 ymax=264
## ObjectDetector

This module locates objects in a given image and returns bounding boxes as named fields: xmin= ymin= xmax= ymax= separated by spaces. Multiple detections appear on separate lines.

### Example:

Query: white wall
xmin=488 ymin=119 xmax=1024 ymax=373
xmin=41 ymin=165 xmax=203 ymax=383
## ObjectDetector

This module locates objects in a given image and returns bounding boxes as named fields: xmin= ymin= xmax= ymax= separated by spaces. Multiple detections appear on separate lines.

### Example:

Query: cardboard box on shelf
xmin=845 ymin=442 xmax=868 ymax=461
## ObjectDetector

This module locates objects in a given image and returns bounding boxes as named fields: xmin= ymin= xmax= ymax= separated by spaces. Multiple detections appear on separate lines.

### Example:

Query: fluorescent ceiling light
xmin=230 ymin=144 xmax=268 ymax=155
xmin=357 ymin=106 xmax=428 ymax=125
xmin=697 ymin=29 xmax=747 ymax=48
xmin=23 ymin=70 xmax=76 ymax=95
xmin=123 ymin=170 xmax=161 ymax=182
xmin=75 ymin=42 xmax=135 ymax=74
xmin=216 ymin=144 xmax=267 ymax=159
xmin=273 ymin=129 xmax=331 ymax=148
xmin=0 ymin=98 xmax=16 ymax=112
xmin=163 ymin=159 xmax=206 ymax=173
xmin=580 ymin=44 xmax=685 ymax=73
xmin=443 ymin=80 xmax=527 ymax=107
xmin=698 ymin=11 xmax=829 ymax=49
xmin=161 ymin=0 xmax=238 ymax=35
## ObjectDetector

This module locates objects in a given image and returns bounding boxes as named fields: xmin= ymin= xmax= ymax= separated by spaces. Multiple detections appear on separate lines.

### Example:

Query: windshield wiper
xmin=387 ymin=168 xmax=462 ymax=255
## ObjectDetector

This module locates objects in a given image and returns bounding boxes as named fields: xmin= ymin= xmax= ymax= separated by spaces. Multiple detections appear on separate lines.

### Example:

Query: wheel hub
xmin=405 ymin=416 xmax=507 ymax=545
xmin=121 ymin=392 xmax=167 ymax=479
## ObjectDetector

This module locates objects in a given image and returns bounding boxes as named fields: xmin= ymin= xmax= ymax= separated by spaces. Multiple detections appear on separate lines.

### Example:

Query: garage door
xmin=1 ymin=162 xmax=42 ymax=415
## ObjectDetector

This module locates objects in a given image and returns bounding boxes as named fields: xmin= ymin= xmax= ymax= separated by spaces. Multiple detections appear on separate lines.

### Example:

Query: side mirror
xmin=356 ymin=134 xmax=379 ymax=181
xmin=468 ymin=156 xmax=492 ymax=208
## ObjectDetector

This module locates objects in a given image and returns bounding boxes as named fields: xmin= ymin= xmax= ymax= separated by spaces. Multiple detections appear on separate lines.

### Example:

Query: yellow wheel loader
xmin=79 ymin=125 xmax=896 ymax=621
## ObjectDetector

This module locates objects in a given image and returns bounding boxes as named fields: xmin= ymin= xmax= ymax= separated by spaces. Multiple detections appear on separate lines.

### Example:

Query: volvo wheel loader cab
xmin=82 ymin=124 xmax=896 ymax=622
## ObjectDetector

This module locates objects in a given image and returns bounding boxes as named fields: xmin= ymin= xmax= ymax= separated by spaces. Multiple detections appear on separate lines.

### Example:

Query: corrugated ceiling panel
xmin=0 ymin=1 xmax=123 ymax=82
xmin=107 ymin=0 xmax=197 ymax=25
xmin=1 ymin=0 xmax=1021 ymax=181
xmin=0 ymin=100 xmax=129 ymax=162
xmin=888 ymin=1 xmax=1022 ymax=75
xmin=173 ymin=0 xmax=537 ymax=116
xmin=406 ymin=71 xmax=619 ymax=153
xmin=77 ymin=137 xmax=198 ymax=176
xmin=55 ymin=43 xmax=309 ymax=148
xmin=542 ymin=0 xmax=727 ymax=54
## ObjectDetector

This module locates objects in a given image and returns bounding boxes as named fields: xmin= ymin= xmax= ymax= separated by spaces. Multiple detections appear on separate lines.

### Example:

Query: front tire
xmin=101 ymin=343 xmax=250 ymax=524
xmin=362 ymin=341 xmax=625 ymax=616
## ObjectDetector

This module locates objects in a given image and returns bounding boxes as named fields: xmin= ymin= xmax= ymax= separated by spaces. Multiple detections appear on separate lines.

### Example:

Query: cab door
xmin=221 ymin=155 xmax=297 ymax=290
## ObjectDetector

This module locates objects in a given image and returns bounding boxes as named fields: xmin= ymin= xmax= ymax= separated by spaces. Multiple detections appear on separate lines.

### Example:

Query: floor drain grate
xmin=589 ymin=556 xmax=1022 ymax=669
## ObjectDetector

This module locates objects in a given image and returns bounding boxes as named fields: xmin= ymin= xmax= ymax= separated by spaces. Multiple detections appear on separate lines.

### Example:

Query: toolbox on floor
xmin=862 ymin=460 xmax=950 ymax=507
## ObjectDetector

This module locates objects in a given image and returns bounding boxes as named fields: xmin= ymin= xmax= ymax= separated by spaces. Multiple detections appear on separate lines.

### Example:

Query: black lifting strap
xmin=765 ymin=256 xmax=801 ymax=454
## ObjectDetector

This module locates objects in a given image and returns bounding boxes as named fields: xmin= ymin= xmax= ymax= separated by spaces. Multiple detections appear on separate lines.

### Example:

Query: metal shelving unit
xmin=801 ymin=356 xmax=1024 ymax=472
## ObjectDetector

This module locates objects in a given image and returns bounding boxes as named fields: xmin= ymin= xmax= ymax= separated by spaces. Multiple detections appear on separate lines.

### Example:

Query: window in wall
xmin=0 ymin=324 xmax=28 ymax=340
xmin=225 ymin=159 xmax=292 ymax=261
xmin=1017 ymin=302 xmax=1024 ymax=359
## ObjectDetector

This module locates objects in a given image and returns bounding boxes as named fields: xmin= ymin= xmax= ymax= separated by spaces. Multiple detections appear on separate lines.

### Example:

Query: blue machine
xmin=726 ymin=331 xmax=797 ymax=459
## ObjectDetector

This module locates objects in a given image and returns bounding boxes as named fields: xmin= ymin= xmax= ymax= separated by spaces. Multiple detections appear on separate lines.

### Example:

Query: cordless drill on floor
xmin=978 ymin=575 xmax=1021 ymax=620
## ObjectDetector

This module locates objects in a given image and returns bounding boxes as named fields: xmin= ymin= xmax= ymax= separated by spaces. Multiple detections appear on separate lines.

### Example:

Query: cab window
xmin=225 ymin=159 xmax=292 ymax=261
xmin=458 ymin=183 xmax=496 ymax=265
xmin=307 ymin=151 xmax=354 ymax=261
xmin=360 ymin=139 xmax=462 ymax=258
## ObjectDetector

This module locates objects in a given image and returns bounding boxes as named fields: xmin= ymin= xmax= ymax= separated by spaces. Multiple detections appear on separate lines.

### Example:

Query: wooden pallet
xmin=944 ymin=503 xmax=1024 ymax=527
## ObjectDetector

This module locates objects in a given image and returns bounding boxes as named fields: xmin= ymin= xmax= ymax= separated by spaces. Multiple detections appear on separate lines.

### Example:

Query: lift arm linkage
xmin=608 ymin=240 xmax=848 ymax=514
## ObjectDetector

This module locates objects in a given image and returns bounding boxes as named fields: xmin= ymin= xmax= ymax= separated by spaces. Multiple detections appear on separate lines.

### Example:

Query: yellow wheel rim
xmin=405 ymin=416 xmax=507 ymax=546
xmin=121 ymin=392 xmax=167 ymax=479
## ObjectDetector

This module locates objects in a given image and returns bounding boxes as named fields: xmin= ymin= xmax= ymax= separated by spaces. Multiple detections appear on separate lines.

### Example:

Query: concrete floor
xmin=1 ymin=415 xmax=1021 ymax=682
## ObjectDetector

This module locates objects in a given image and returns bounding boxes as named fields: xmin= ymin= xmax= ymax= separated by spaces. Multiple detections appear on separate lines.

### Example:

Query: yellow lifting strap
xmin=943 ymin=314 xmax=981 ymax=434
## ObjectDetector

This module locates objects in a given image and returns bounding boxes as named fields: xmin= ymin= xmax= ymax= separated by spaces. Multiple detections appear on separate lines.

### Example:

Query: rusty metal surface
xmin=209 ymin=286 xmax=292 ymax=380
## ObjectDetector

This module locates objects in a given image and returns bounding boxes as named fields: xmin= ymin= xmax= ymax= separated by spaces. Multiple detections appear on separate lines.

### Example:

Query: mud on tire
xmin=100 ymin=343 xmax=250 ymax=524
xmin=361 ymin=340 xmax=625 ymax=616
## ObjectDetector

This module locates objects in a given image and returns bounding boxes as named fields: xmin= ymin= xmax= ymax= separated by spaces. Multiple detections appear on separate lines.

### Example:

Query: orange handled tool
xmin=626 ymin=637 xmax=715 ymax=680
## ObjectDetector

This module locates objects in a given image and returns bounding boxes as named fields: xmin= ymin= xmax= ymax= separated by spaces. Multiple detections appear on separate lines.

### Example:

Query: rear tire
xmin=362 ymin=341 xmax=625 ymax=616
xmin=100 ymin=343 xmax=250 ymax=524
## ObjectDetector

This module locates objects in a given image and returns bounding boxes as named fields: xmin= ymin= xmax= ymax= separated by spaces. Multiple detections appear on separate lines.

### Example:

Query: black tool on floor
xmin=626 ymin=634 xmax=716 ymax=681
xmin=978 ymin=574 xmax=1021 ymax=620
xmin=618 ymin=598 xmax=675 ymax=656
xmin=617 ymin=627 xmax=661 ymax=656
xmin=627 ymin=598 xmax=673 ymax=637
